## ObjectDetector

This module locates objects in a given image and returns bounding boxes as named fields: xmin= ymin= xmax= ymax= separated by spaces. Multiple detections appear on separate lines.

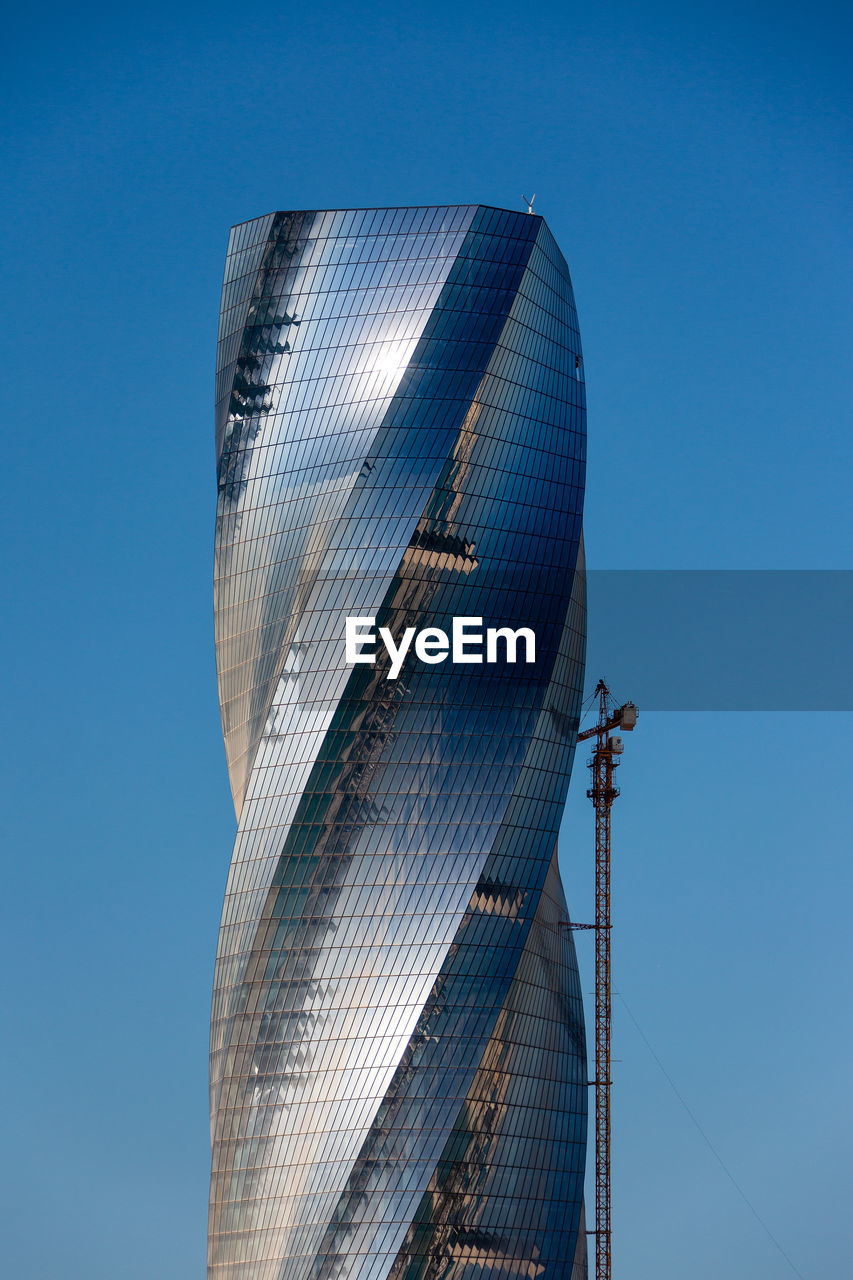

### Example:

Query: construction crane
xmin=576 ymin=680 xmax=638 ymax=1280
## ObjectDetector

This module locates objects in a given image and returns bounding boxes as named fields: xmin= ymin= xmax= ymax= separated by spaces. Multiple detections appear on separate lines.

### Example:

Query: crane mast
xmin=577 ymin=680 xmax=638 ymax=1280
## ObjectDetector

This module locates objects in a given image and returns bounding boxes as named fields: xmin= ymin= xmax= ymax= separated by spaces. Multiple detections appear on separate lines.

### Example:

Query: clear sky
xmin=0 ymin=2 xmax=850 ymax=1277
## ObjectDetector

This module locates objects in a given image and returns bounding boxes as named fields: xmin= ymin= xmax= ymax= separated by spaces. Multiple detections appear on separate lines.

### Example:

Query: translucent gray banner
xmin=584 ymin=571 xmax=852 ymax=710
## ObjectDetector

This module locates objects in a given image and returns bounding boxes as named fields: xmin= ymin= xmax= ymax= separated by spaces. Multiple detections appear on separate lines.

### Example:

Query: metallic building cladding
xmin=210 ymin=205 xmax=589 ymax=1280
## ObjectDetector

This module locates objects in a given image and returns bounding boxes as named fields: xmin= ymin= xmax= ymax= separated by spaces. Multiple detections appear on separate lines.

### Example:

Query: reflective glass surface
xmin=210 ymin=206 xmax=589 ymax=1280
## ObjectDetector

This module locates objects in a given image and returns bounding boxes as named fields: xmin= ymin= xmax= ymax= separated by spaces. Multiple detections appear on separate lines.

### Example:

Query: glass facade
xmin=210 ymin=205 xmax=589 ymax=1280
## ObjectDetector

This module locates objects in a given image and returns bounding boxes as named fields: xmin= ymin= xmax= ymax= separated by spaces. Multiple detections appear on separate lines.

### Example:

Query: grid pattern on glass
xmin=210 ymin=206 xmax=588 ymax=1280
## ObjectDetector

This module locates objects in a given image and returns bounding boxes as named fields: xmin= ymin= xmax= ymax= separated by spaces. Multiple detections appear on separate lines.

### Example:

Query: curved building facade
xmin=211 ymin=204 xmax=589 ymax=1280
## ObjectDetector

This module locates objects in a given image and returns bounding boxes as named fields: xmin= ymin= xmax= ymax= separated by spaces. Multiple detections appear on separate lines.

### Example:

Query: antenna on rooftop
xmin=522 ymin=193 xmax=536 ymax=214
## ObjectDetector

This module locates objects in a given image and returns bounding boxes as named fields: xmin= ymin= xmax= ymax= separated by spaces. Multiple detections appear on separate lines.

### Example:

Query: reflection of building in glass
xmin=210 ymin=206 xmax=589 ymax=1280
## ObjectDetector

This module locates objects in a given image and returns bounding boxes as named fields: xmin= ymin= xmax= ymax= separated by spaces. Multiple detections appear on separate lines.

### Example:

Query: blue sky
xmin=0 ymin=2 xmax=850 ymax=1276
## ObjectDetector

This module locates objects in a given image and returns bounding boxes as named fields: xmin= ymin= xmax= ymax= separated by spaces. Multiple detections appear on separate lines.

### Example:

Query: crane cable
xmin=616 ymin=992 xmax=807 ymax=1280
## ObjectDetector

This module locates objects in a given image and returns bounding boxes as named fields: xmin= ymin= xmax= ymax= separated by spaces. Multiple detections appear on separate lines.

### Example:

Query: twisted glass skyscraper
xmin=211 ymin=205 xmax=589 ymax=1280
